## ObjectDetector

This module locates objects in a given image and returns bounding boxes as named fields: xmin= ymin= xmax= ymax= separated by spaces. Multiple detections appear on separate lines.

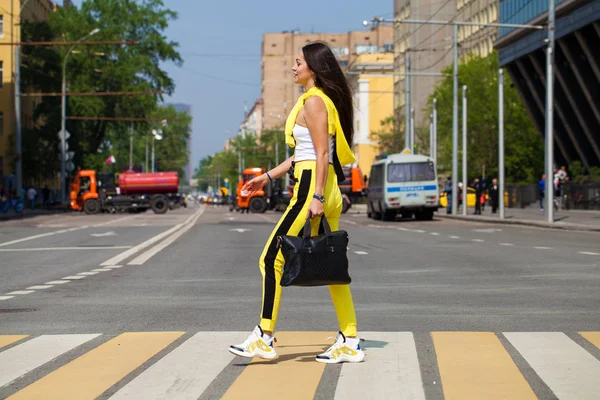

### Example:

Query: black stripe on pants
xmin=261 ymin=169 xmax=312 ymax=320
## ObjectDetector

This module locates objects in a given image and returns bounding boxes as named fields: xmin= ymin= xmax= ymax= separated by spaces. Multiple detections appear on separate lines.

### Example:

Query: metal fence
xmin=562 ymin=183 xmax=600 ymax=210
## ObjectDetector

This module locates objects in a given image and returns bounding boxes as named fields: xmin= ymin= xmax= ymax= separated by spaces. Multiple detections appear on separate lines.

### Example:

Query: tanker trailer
xmin=71 ymin=170 xmax=185 ymax=214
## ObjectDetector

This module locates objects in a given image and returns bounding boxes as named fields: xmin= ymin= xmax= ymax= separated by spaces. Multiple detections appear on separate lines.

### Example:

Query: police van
xmin=367 ymin=150 xmax=439 ymax=221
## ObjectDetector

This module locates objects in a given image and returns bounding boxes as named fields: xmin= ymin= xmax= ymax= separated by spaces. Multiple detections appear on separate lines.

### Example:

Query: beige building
xmin=239 ymin=98 xmax=263 ymax=138
xmin=261 ymin=25 xmax=394 ymax=131
xmin=457 ymin=0 xmax=499 ymax=58
xmin=348 ymin=53 xmax=394 ymax=175
xmin=0 ymin=0 xmax=55 ymax=179
xmin=394 ymin=0 xmax=456 ymax=138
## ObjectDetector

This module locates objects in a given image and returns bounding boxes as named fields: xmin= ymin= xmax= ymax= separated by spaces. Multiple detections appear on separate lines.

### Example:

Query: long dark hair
xmin=302 ymin=42 xmax=354 ymax=146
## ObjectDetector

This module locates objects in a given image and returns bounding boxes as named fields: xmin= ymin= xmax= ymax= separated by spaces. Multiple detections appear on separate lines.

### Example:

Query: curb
xmin=436 ymin=214 xmax=600 ymax=232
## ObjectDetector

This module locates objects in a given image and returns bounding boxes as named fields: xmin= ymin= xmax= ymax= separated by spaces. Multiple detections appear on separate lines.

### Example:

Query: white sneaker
xmin=316 ymin=331 xmax=365 ymax=364
xmin=229 ymin=325 xmax=277 ymax=359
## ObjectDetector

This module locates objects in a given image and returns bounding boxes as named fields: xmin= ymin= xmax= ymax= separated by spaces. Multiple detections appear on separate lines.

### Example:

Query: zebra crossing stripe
xmin=504 ymin=332 xmax=600 ymax=400
xmin=8 ymin=332 xmax=184 ymax=400
xmin=0 ymin=334 xmax=99 ymax=389
xmin=335 ymin=332 xmax=425 ymax=400
xmin=579 ymin=331 xmax=600 ymax=350
xmin=222 ymin=332 xmax=328 ymax=399
xmin=109 ymin=332 xmax=239 ymax=399
xmin=0 ymin=335 xmax=28 ymax=351
xmin=433 ymin=332 xmax=536 ymax=400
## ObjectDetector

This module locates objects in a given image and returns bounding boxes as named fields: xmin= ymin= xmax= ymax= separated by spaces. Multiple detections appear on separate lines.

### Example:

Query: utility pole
xmin=545 ymin=0 xmax=556 ymax=223
xmin=404 ymin=53 xmax=411 ymax=150
xmin=129 ymin=124 xmax=133 ymax=170
xmin=432 ymin=99 xmax=437 ymax=164
xmin=499 ymin=69 xmax=505 ymax=219
xmin=451 ymin=24 xmax=459 ymax=215
xmin=462 ymin=85 xmax=468 ymax=216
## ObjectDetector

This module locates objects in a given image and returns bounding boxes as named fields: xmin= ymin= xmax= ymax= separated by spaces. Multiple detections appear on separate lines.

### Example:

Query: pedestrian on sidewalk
xmin=27 ymin=187 xmax=37 ymax=210
xmin=445 ymin=177 xmax=453 ymax=214
xmin=538 ymin=174 xmax=546 ymax=211
xmin=228 ymin=42 xmax=364 ymax=364
xmin=473 ymin=178 xmax=482 ymax=215
xmin=489 ymin=178 xmax=499 ymax=213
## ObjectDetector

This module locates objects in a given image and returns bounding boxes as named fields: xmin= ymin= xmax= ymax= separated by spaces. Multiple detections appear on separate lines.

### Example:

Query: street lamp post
xmin=462 ymin=85 xmax=468 ymax=216
xmin=14 ymin=0 xmax=33 ymax=200
xmin=368 ymin=16 xmax=545 ymax=216
xmin=61 ymin=28 xmax=100 ymax=203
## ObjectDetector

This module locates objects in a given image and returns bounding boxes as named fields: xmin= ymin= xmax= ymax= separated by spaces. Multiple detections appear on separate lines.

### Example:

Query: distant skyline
xmin=65 ymin=0 xmax=393 ymax=171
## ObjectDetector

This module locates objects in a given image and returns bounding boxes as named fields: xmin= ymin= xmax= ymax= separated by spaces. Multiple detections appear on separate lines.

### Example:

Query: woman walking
xmin=228 ymin=42 xmax=364 ymax=364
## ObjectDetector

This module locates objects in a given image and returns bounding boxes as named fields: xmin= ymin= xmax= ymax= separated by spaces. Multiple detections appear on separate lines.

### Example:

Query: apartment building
xmin=0 ymin=0 xmax=55 ymax=180
xmin=348 ymin=53 xmax=394 ymax=175
xmin=457 ymin=0 xmax=499 ymax=58
xmin=239 ymin=98 xmax=263 ymax=138
xmin=393 ymin=0 xmax=456 ymax=136
xmin=261 ymin=25 xmax=394 ymax=131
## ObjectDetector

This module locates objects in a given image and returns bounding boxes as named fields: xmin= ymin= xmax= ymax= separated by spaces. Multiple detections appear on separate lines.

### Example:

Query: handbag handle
xmin=303 ymin=212 xmax=332 ymax=238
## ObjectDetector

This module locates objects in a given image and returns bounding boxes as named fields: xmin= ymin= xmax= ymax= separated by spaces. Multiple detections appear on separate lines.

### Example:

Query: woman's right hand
xmin=241 ymin=173 xmax=269 ymax=196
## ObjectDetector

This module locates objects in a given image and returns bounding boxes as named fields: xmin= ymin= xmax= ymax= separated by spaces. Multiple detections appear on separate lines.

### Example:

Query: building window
xmin=355 ymin=44 xmax=378 ymax=54
xmin=382 ymin=43 xmax=394 ymax=52
xmin=331 ymin=46 xmax=349 ymax=56
xmin=0 ymin=15 xmax=3 ymax=38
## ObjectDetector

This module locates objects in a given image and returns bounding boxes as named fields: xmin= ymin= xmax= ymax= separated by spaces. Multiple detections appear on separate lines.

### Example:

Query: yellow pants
xmin=259 ymin=161 xmax=357 ymax=337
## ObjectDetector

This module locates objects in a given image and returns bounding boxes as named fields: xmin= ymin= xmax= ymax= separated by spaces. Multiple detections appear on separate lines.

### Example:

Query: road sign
xmin=58 ymin=142 xmax=69 ymax=152
xmin=57 ymin=130 xmax=71 ymax=140
xmin=67 ymin=151 xmax=75 ymax=161
xmin=66 ymin=161 xmax=75 ymax=172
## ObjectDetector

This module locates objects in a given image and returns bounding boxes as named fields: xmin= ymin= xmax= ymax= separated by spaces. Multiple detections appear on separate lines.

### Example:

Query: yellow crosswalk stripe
xmin=432 ymin=332 xmax=537 ymax=400
xmin=579 ymin=332 xmax=600 ymax=350
xmin=222 ymin=332 xmax=328 ymax=400
xmin=7 ymin=332 xmax=184 ymax=400
xmin=0 ymin=335 xmax=28 ymax=350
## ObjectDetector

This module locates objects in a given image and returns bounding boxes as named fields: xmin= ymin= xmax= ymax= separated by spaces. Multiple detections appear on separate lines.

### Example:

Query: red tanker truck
xmin=70 ymin=169 xmax=185 ymax=214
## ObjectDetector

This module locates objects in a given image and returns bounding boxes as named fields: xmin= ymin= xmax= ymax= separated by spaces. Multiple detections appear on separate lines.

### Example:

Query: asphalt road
xmin=1 ymin=205 xmax=599 ymax=399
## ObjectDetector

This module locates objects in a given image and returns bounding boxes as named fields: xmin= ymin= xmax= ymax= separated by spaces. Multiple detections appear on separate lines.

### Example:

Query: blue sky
xmin=66 ymin=0 xmax=393 ymax=169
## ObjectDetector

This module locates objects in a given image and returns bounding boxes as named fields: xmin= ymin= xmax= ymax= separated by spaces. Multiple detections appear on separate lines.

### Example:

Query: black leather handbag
xmin=277 ymin=214 xmax=351 ymax=287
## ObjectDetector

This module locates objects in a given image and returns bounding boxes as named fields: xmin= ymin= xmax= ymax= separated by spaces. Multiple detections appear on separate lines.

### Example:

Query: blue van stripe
xmin=387 ymin=185 xmax=437 ymax=192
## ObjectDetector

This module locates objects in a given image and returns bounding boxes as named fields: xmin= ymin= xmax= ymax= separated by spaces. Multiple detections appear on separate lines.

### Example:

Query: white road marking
xmin=449 ymin=236 xmax=460 ymax=239
xmin=62 ymin=276 xmax=86 ymax=280
xmin=91 ymin=268 xmax=112 ymax=272
xmin=128 ymin=208 xmax=205 ymax=265
xmin=0 ymin=246 xmax=132 ymax=252
xmin=413 ymin=229 xmax=426 ymax=233
xmin=504 ymin=332 xmax=600 ymax=400
xmin=0 ymin=296 xmax=14 ymax=300
xmin=90 ymin=231 xmax=116 ymax=237
xmin=92 ymin=215 xmax=135 ymax=227
xmin=354 ymin=251 xmax=369 ymax=255
xmin=229 ymin=228 xmax=251 ymax=233
xmin=108 ymin=332 xmax=239 ymax=400
xmin=500 ymin=243 xmax=514 ymax=246
xmin=101 ymin=208 xmax=203 ymax=266
xmin=579 ymin=251 xmax=599 ymax=255
xmin=0 ymin=334 xmax=100 ymax=388
xmin=397 ymin=227 xmax=410 ymax=231
xmin=472 ymin=239 xmax=485 ymax=242
xmin=342 ymin=220 xmax=357 ymax=225
xmin=473 ymin=228 xmax=502 ymax=233
xmin=26 ymin=285 xmax=53 ymax=290
xmin=6 ymin=290 xmax=35 ymax=295
xmin=227 ymin=217 xmax=235 ymax=221
xmin=77 ymin=272 xmax=98 ymax=276
xmin=335 ymin=332 xmax=425 ymax=400
xmin=368 ymin=224 xmax=383 ymax=228
xmin=104 ymin=265 xmax=124 ymax=269
xmin=0 ymin=226 xmax=88 ymax=247
xmin=45 ymin=280 xmax=69 ymax=285
xmin=430 ymin=232 xmax=440 ymax=236
xmin=534 ymin=246 xmax=552 ymax=250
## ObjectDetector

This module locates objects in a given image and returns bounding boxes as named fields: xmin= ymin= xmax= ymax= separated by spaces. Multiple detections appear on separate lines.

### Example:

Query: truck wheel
xmin=83 ymin=199 xmax=100 ymax=215
xmin=249 ymin=197 xmax=268 ymax=213
xmin=151 ymin=195 xmax=169 ymax=214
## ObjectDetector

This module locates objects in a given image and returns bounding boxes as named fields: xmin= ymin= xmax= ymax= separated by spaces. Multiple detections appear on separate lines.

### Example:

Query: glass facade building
xmin=499 ymin=0 xmax=566 ymax=36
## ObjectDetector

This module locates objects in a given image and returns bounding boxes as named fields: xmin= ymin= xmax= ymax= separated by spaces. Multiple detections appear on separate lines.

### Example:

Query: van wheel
xmin=382 ymin=210 xmax=396 ymax=221
xmin=83 ymin=199 xmax=100 ymax=215
xmin=249 ymin=197 xmax=268 ymax=213
xmin=415 ymin=210 xmax=434 ymax=221
xmin=151 ymin=195 xmax=169 ymax=214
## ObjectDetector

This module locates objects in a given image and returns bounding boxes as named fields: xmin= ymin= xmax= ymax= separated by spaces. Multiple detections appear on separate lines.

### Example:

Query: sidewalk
xmin=0 ymin=205 xmax=70 ymax=222
xmin=437 ymin=205 xmax=600 ymax=232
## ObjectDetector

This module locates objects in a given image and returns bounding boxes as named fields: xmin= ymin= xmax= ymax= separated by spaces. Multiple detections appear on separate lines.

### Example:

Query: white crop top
xmin=292 ymin=124 xmax=334 ymax=163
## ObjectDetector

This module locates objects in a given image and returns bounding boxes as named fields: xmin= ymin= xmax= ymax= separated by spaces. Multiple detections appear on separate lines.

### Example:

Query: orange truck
xmin=234 ymin=167 xmax=270 ymax=213
xmin=70 ymin=170 xmax=185 ymax=214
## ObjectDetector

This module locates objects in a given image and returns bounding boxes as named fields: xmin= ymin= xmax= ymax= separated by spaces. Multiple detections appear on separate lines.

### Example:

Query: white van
xmin=367 ymin=152 xmax=439 ymax=221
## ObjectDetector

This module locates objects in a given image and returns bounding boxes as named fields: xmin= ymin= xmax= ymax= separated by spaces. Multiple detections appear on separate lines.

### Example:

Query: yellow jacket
xmin=284 ymin=87 xmax=356 ymax=167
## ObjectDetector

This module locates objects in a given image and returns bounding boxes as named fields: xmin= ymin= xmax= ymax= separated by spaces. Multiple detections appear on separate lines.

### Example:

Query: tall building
xmin=0 ymin=0 xmax=55 ymax=181
xmin=171 ymin=103 xmax=193 ymax=183
xmin=261 ymin=26 xmax=394 ymax=131
xmin=393 ymin=0 xmax=456 ymax=136
xmin=496 ymin=0 xmax=600 ymax=168
xmin=239 ymin=98 xmax=263 ymax=138
xmin=457 ymin=0 xmax=499 ymax=58
xmin=348 ymin=53 xmax=394 ymax=175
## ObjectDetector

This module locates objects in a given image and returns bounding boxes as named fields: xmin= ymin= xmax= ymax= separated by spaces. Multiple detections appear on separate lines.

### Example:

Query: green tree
xmin=19 ymin=0 xmax=182 ymax=182
xmin=370 ymin=116 xmax=405 ymax=155
xmin=426 ymin=51 xmax=544 ymax=183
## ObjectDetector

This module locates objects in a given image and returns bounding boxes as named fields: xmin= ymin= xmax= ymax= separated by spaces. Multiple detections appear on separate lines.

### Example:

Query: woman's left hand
xmin=307 ymin=198 xmax=324 ymax=218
